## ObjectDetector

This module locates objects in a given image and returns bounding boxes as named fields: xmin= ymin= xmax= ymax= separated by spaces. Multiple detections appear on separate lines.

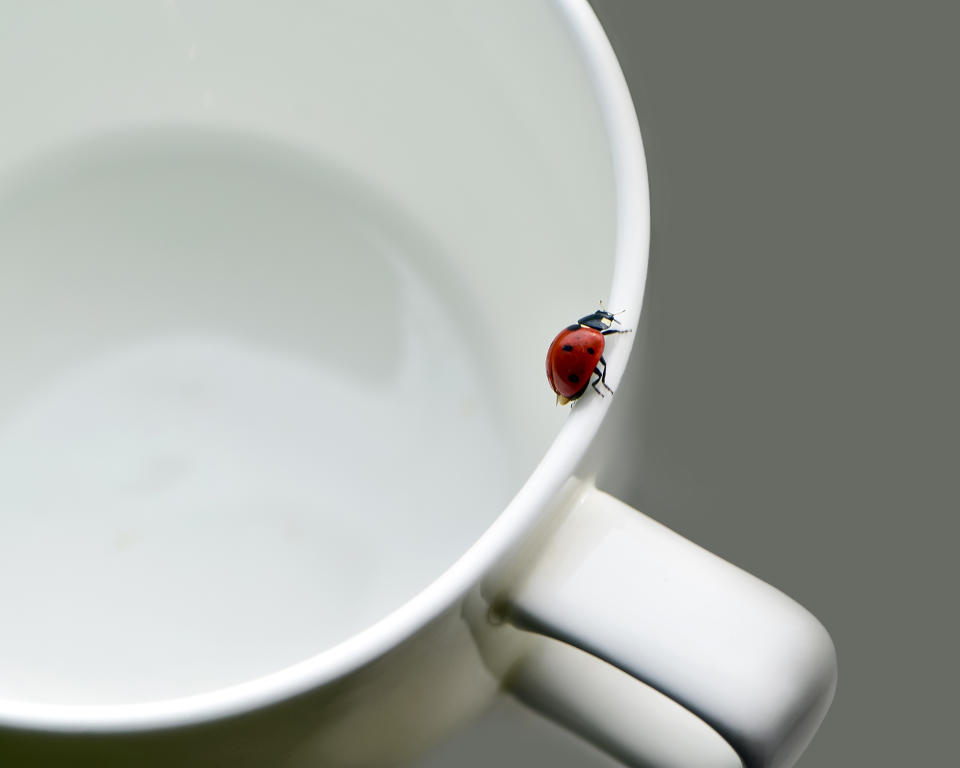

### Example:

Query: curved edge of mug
xmin=0 ymin=0 xmax=652 ymax=738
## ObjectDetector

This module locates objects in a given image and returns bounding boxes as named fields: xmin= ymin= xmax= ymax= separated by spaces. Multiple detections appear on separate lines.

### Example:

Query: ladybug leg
xmin=590 ymin=367 xmax=604 ymax=397
xmin=601 ymin=327 xmax=633 ymax=336
xmin=592 ymin=356 xmax=615 ymax=396
xmin=590 ymin=368 xmax=603 ymax=396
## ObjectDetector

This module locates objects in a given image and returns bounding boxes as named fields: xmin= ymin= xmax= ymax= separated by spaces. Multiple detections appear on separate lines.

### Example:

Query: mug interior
xmin=0 ymin=1 xmax=616 ymax=705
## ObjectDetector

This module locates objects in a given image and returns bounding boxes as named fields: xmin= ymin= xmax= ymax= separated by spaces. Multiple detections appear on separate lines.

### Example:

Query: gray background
xmin=417 ymin=1 xmax=958 ymax=766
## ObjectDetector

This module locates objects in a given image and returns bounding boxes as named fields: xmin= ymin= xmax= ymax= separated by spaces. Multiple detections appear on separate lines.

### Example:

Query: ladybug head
xmin=577 ymin=308 xmax=619 ymax=331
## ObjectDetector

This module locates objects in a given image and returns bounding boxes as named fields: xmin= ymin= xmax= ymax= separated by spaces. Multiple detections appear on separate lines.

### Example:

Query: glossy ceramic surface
xmin=0 ymin=0 xmax=620 ymax=715
xmin=0 ymin=2 xmax=835 ymax=767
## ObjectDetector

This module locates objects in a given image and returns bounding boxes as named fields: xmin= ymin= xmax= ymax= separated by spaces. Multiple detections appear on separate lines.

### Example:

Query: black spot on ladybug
xmin=562 ymin=344 xmax=574 ymax=352
xmin=587 ymin=347 xmax=595 ymax=355
xmin=568 ymin=373 xmax=580 ymax=384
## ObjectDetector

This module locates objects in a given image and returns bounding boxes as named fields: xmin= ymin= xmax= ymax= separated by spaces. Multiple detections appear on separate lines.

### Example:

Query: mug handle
xmin=481 ymin=482 xmax=837 ymax=768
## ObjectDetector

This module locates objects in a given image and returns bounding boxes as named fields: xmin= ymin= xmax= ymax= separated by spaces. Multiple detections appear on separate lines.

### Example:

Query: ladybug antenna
xmin=596 ymin=300 xmax=616 ymax=319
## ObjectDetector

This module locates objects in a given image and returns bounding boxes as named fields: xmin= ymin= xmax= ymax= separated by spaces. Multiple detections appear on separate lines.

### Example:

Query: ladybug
xmin=546 ymin=308 xmax=631 ymax=405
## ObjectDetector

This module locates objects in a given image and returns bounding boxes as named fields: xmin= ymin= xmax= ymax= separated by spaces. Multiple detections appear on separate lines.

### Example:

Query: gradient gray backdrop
xmin=416 ymin=1 xmax=957 ymax=766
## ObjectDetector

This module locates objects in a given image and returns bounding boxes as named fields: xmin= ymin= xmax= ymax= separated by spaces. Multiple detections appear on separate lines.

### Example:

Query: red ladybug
xmin=546 ymin=309 xmax=630 ymax=405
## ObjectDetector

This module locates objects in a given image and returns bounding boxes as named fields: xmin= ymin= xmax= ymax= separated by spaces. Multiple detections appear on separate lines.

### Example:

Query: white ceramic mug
xmin=0 ymin=2 xmax=836 ymax=766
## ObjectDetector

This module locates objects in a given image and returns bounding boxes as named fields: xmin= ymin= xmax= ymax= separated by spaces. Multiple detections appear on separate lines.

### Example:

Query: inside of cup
xmin=0 ymin=1 xmax=616 ymax=705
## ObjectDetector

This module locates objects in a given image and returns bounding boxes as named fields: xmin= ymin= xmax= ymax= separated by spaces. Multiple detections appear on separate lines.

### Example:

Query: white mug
xmin=0 ymin=2 xmax=835 ymax=766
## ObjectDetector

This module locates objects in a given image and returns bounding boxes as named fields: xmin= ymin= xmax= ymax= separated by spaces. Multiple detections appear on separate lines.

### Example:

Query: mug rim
xmin=0 ymin=0 xmax=650 ymax=732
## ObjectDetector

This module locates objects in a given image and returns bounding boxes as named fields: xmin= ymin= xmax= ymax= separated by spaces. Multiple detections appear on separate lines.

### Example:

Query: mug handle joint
xmin=484 ymin=481 xmax=837 ymax=768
